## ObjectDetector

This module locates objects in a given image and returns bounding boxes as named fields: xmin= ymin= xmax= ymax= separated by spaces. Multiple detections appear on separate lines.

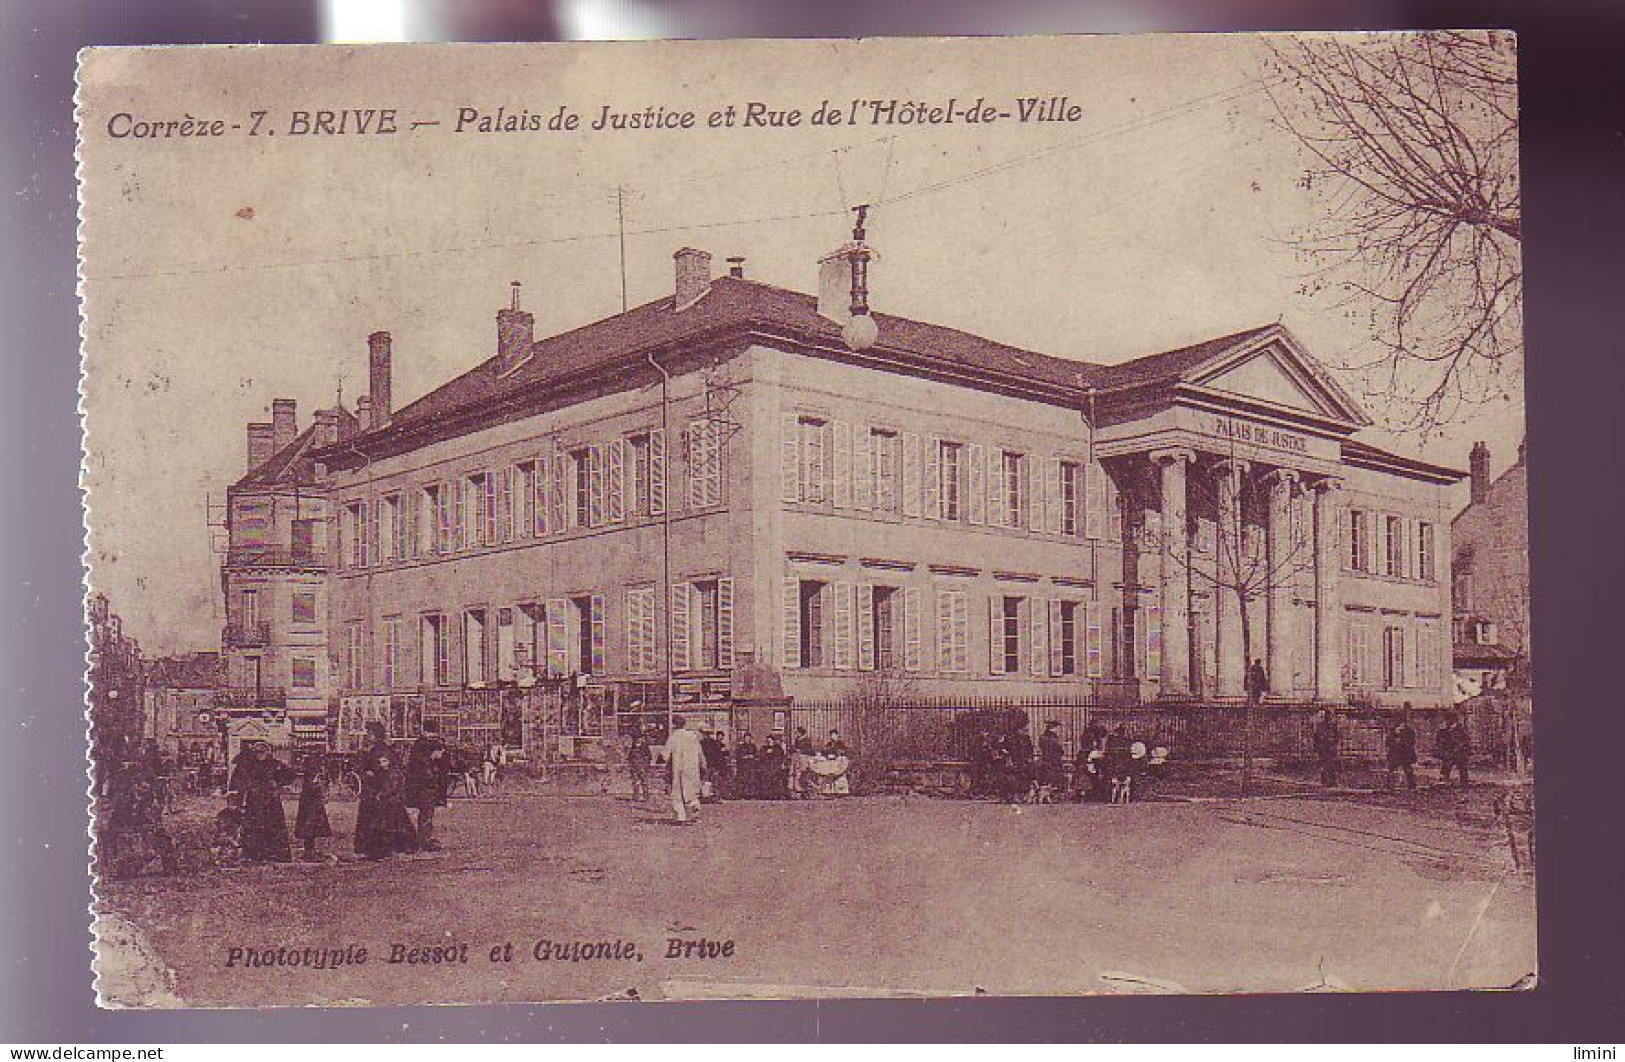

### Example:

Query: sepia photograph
xmin=76 ymin=32 xmax=1533 ymax=1008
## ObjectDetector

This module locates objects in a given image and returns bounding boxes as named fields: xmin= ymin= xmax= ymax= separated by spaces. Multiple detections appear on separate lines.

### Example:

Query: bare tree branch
xmin=1264 ymin=31 xmax=1522 ymax=437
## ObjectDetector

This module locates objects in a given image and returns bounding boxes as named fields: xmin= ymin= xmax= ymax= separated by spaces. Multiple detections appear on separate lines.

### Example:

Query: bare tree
xmin=1264 ymin=32 xmax=1521 ymax=437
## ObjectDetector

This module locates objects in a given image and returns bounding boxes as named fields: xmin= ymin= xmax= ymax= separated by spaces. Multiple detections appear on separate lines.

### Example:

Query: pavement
xmin=95 ymin=781 xmax=1537 ymax=1007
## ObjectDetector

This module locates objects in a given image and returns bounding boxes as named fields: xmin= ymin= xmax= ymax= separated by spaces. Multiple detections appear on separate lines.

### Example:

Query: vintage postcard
xmin=78 ymin=34 xmax=1533 ymax=1008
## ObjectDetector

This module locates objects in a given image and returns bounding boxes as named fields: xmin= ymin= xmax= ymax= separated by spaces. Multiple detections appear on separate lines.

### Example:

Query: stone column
xmin=1264 ymin=467 xmax=1301 ymax=698
xmin=1312 ymin=477 xmax=1346 ymax=703
xmin=1213 ymin=458 xmax=1249 ymax=698
xmin=1151 ymin=447 xmax=1195 ymax=697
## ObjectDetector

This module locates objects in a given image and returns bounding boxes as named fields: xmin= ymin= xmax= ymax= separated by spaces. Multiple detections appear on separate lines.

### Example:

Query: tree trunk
xmin=1239 ymin=596 xmax=1254 ymax=796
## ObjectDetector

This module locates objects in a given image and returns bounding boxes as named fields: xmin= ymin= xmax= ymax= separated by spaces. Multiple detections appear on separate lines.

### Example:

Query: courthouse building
xmin=222 ymin=238 xmax=1461 ymax=749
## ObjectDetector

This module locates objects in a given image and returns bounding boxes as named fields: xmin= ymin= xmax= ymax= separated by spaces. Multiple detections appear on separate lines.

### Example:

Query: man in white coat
xmin=658 ymin=714 xmax=705 ymax=824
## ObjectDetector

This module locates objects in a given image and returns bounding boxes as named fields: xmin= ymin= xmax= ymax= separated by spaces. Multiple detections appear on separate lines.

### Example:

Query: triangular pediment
xmin=1204 ymin=348 xmax=1328 ymax=414
xmin=1185 ymin=329 xmax=1370 ymax=428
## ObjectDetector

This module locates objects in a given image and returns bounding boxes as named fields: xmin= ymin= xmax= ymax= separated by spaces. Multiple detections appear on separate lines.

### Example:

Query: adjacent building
xmin=142 ymin=651 xmax=225 ymax=760
xmin=224 ymin=238 xmax=1462 ymax=753
xmin=1452 ymin=439 xmax=1531 ymax=700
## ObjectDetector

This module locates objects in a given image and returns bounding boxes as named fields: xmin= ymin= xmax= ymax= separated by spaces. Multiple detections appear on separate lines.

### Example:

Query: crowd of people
xmin=969 ymin=718 xmax=1170 ymax=804
xmin=625 ymin=718 xmax=855 ymax=824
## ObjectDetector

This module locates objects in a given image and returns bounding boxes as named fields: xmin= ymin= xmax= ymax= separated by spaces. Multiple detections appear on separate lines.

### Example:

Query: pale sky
xmin=78 ymin=36 xmax=1524 ymax=656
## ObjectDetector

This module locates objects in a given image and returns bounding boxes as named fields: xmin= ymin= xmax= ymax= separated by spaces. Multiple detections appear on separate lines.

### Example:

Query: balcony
xmin=225 ymin=545 xmax=327 ymax=569
xmin=223 ymin=621 xmax=272 ymax=648
xmin=215 ymin=687 xmax=287 ymax=709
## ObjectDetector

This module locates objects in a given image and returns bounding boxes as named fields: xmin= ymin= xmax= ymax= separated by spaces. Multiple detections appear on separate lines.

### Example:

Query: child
xmin=294 ymin=754 xmax=333 ymax=862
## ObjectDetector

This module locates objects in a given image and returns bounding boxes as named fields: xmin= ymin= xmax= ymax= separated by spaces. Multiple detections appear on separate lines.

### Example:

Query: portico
xmin=1092 ymin=328 xmax=1371 ymax=703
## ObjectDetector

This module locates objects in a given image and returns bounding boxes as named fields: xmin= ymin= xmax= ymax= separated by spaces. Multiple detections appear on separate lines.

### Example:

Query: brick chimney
xmin=312 ymin=408 xmax=340 ymax=449
xmin=1469 ymin=441 xmax=1490 ymax=504
xmin=271 ymin=398 xmax=297 ymax=453
xmin=673 ymin=248 xmax=712 ymax=310
xmin=368 ymin=330 xmax=392 ymax=426
xmin=246 ymin=422 xmax=275 ymax=471
xmin=496 ymin=282 xmax=533 ymax=374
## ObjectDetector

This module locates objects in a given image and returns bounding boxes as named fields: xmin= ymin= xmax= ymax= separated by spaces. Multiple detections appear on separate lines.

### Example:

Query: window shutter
xmin=833 ymin=582 xmax=854 ymax=670
xmin=1366 ymin=513 xmax=1381 ymax=574
xmin=437 ymin=480 xmax=454 ymax=553
xmin=1026 ymin=456 xmax=1043 ymax=533
xmin=717 ymin=577 xmax=735 ymax=670
xmin=626 ymin=589 xmax=644 ymax=673
xmin=437 ymin=616 xmax=452 ymax=687
xmin=588 ymin=445 xmax=606 ymax=527
xmin=924 ymin=438 xmax=942 ymax=520
xmin=852 ymin=428 xmax=873 ymax=510
xmin=987 ymin=595 xmax=1004 ymax=674
xmin=1085 ymin=598 xmax=1104 ymax=678
xmin=648 ymin=429 xmax=666 ymax=516
xmin=833 ymin=421 xmax=853 ymax=509
xmin=363 ymin=499 xmax=376 ymax=566
xmin=543 ymin=599 xmax=568 ymax=677
xmin=901 ymin=432 xmax=921 ymax=517
xmin=903 ymin=587 xmax=922 ymax=672
xmin=607 ymin=439 xmax=626 ymax=523
xmin=495 ymin=468 xmax=511 ymax=542
xmin=1085 ymin=462 xmax=1104 ymax=540
xmin=857 ymin=584 xmax=876 ymax=671
xmin=1044 ymin=459 xmax=1062 ymax=534
xmin=533 ymin=453 xmax=549 ymax=536
xmin=1145 ymin=597 xmax=1163 ymax=682
xmin=952 ymin=591 xmax=970 ymax=673
xmin=987 ymin=451 xmax=1007 ymax=528
xmin=671 ymin=583 xmax=692 ymax=672
xmin=589 ymin=594 xmax=606 ymax=674
xmin=1403 ymin=625 xmax=1417 ymax=687
xmin=814 ymin=422 xmax=832 ymax=504
xmin=1048 ymin=599 xmax=1065 ymax=676
xmin=403 ymin=487 xmax=418 ymax=558
xmin=781 ymin=412 xmax=800 ymax=503
xmin=1028 ymin=597 xmax=1047 ymax=675
xmin=938 ymin=590 xmax=958 ymax=673
xmin=967 ymin=443 xmax=986 ymax=525
xmin=782 ymin=577 xmax=802 ymax=669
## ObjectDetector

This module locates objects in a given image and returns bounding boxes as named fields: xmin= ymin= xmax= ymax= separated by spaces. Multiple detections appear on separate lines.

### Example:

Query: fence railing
xmin=772 ymin=696 xmax=1518 ymax=768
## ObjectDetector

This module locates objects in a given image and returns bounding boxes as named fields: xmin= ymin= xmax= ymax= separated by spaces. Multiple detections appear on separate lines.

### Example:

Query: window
xmin=515 ymin=462 xmax=537 ymax=538
xmin=495 ymin=608 xmax=516 ymax=682
xmin=1002 ymin=451 xmax=1025 ymax=527
xmin=345 ymin=621 xmax=365 ymax=690
xmin=1060 ymin=461 xmax=1081 ymax=537
xmin=1382 ymin=626 xmax=1405 ymax=689
xmin=562 ymin=595 xmax=606 ymax=675
xmin=1058 ymin=600 xmax=1079 ymax=675
xmin=1119 ymin=607 xmax=1138 ymax=679
xmin=872 ymin=586 xmax=898 ymax=670
xmin=291 ymin=590 xmax=316 ymax=626
xmin=465 ymin=609 xmax=488 ymax=685
xmin=419 ymin=490 xmax=445 ymax=561
xmin=290 ymin=518 xmax=317 ymax=561
xmin=461 ymin=472 xmax=495 ymax=548
xmin=291 ymin=656 xmax=317 ymax=690
xmin=420 ymin=613 xmax=449 ymax=687
xmin=343 ymin=500 xmax=368 ymax=567
xmin=939 ymin=441 xmax=964 ymax=521
xmin=568 ymin=448 xmax=596 ymax=528
xmin=378 ymin=493 xmax=402 ymax=562
xmin=796 ymin=417 xmax=829 ymax=504
xmin=382 ymin=616 xmax=402 ymax=689
xmin=799 ymin=580 xmax=826 ymax=668
xmin=999 ymin=596 xmax=1022 ymax=674
xmin=1383 ymin=515 xmax=1404 ymax=577
xmin=627 ymin=433 xmax=653 ymax=517
xmin=1417 ymin=522 xmax=1436 ymax=582
xmin=1348 ymin=510 xmax=1369 ymax=572
xmin=871 ymin=429 xmax=900 ymax=512
xmin=240 ymin=588 xmax=260 ymax=629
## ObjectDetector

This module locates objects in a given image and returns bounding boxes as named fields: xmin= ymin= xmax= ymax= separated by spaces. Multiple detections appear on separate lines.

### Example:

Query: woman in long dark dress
xmin=757 ymin=734 xmax=787 ymax=800
xmin=353 ymin=723 xmax=414 ymax=860
xmin=294 ymin=753 xmax=333 ymax=861
xmin=228 ymin=741 xmax=293 ymax=863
